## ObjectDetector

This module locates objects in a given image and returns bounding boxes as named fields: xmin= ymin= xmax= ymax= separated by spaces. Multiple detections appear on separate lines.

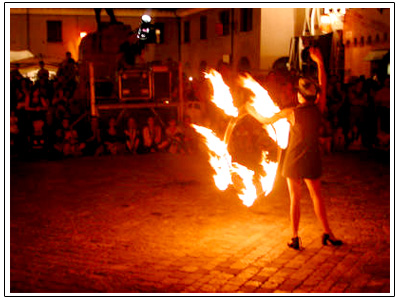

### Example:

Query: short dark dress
xmin=281 ymin=103 xmax=322 ymax=179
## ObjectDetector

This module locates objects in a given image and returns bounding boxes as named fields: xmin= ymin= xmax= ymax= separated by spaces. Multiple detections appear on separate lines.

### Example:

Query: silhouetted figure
xmin=37 ymin=61 xmax=49 ymax=82
xmin=94 ymin=8 xmax=118 ymax=30
xmin=117 ymin=31 xmax=145 ymax=70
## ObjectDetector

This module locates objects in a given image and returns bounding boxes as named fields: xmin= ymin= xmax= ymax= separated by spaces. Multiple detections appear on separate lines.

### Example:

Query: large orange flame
xmin=239 ymin=74 xmax=290 ymax=149
xmin=191 ymin=125 xmax=232 ymax=191
xmin=193 ymin=70 xmax=290 ymax=207
xmin=204 ymin=69 xmax=238 ymax=117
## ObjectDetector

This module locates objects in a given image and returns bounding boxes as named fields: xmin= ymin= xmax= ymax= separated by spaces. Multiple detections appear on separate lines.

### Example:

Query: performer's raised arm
xmin=309 ymin=47 xmax=327 ymax=113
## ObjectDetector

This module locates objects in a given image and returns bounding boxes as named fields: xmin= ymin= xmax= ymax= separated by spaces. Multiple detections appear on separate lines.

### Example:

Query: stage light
xmin=142 ymin=15 xmax=151 ymax=23
xmin=137 ymin=15 xmax=153 ymax=40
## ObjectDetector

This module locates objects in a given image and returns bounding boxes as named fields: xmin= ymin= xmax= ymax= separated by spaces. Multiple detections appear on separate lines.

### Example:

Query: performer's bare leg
xmin=286 ymin=178 xmax=302 ymax=238
xmin=304 ymin=178 xmax=333 ymax=237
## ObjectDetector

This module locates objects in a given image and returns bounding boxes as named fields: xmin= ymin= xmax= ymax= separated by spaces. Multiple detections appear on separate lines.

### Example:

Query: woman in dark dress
xmin=247 ymin=47 xmax=342 ymax=250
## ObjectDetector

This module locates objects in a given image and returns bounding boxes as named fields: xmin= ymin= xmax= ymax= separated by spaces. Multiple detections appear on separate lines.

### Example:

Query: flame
xmin=239 ymin=74 xmax=290 ymax=149
xmin=191 ymin=125 xmax=232 ymax=190
xmin=192 ymin=124 xmax=261 ymax=207
xmin=195 ymin=70 xmax=290 ymax=207
xmin=231 ymin=163 xmax=257 ymax=207
xmin=259 ymin=151 xmax=279 ymax=196
xmin=204 ymin=69 xmax=238 ymax=117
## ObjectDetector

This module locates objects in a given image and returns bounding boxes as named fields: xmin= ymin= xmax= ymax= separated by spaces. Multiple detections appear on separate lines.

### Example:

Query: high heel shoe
xmin=322 ymin=233 xmax=343 ymax=246
xmin=288 ymin=237 xmax=302 ymax=250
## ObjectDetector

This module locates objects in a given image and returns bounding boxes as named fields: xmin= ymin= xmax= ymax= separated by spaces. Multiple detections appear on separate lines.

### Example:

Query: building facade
xmin=343 ymin=8 xmax=390 ymax=82
xmin=10 ymin=8 xmax=180 ymax=66
xmin=10 ymin=7 xmax=305 ymax=77
xmin=11 ymin=7 xmax=390 ymax=83
xmin=178 ymin=8 xmax=305 ymax=79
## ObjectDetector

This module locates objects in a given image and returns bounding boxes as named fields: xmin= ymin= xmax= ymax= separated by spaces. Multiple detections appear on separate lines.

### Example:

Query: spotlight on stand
xmin=137 ymin=14 xmax=153 ymax=41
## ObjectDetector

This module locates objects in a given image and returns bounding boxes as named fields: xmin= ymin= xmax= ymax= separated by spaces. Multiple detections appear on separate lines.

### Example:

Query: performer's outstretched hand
xmin=245 ymin=102 xmax=271 ymax=124
xmin=246 ymin=102 xmax=292 ymax=125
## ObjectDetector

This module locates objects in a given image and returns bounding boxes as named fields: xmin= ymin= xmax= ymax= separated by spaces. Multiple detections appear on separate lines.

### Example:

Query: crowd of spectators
xmin=10 ymin=53 xmax=200 ymax=160
xmin=10 ymin=53 xmax=390 ymax=162
xmin=322 ymin=73 xmax=390 ymax=153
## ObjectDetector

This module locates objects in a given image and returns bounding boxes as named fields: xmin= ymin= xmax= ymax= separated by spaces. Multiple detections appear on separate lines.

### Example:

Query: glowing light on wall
xmin=320 ymin=14 xmax=332 ymax=33
xmin=323 ymin=7 xmax=346 ymax=31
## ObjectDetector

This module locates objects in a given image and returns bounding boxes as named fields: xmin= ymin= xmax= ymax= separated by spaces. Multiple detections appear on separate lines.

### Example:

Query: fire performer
xmin=246 ymin=47 xmax=342 ymax=250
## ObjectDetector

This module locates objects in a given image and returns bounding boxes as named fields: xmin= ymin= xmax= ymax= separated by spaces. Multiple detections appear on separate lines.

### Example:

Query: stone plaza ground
xmin=9 ymin=150 xmax=391 ymax=294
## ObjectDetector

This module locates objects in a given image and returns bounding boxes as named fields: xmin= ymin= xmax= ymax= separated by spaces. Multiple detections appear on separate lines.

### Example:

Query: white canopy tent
xmin=10 ymin=50 xmax=36 ymax=63
xmin=10 ymin=50 xmax=60 ymax=81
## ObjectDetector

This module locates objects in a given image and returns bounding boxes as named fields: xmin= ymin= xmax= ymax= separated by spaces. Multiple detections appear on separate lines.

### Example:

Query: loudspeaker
xmin=119 ymin=70 xmax=152 ymax=101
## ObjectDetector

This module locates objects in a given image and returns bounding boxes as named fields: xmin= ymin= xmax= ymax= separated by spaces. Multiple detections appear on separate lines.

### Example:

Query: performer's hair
xmin=297 ymin=77 xmax=320 ymax=103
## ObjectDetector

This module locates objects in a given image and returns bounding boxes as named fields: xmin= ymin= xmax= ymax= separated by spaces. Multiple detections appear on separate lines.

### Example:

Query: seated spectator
xmin=103 ymin=117 xmax=124 ymax=155
xmin=347 ymin=124 xmax=365 ymax=151
xmin=52 ymin=125 xmax=65 ymax=158
xmin=332 ymin=116 xmax=345 ymax=151
xmin=318 ymin=118 xmax=333 ymax=155
xmin=62 ymin=118 xmax=85 ymax=157
xmin=12 ymin=78 xmax=32 ymax=152
xmin=28 ymin=118 xmax=47 ymax=158
xmin=84 ymin=117 xmax=104 ymax=156
xmin=158 ymin=118 xmax=184 ymax=154
xmin=26 ymin=88 xmax=49 ymax=138
xmin=14 ymin=87 xmax=27 ymax=113
xmin=52 ymin=88 xmax=68 ymax=107
xmin=18 ymin=78 xmax=32 ymax=111
xmin=53 ymin=101 xmax=68 ymax=128
xmin=182 ymin=115 xmax=198 ymax=154
xmin=142 ymin=116 xmax=162 ymax=153
xmin=124 ymin=117 xmax=140 ymax=154
xmin=10 ymin=110 xmax=19 ymax=153
xmin=26 ymin=88 xmax=49 ymax=113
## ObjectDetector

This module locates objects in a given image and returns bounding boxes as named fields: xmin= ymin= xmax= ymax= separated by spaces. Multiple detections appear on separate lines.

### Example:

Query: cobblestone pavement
xmin=9 ymin=151 xmax=391 ymax=294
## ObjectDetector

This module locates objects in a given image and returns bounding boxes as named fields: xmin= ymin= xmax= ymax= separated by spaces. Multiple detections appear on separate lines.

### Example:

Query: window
xmin=240 ymin=8 xmax=253 ymax=32
xmin=353 ymin=37 xmax=358 ymax=46
xmin=367 ymin=35 xmax=372 ymax=45
xmin=375 ymin=33 xmax=380 ymax=43
xmin=360 ymin=36 xmax=364 ymax=46
xmin=200 ymin=16 xmax=207 ymax=40
xmin=219 ymin=10 xmax=230 ymax=36
xmin=47 ymin=20 xmax=62 ymax=42
xmin=184 ymin=21 xmax=190 ymax=43
xmin=383 ymin=32 xmax=388 ymax=42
